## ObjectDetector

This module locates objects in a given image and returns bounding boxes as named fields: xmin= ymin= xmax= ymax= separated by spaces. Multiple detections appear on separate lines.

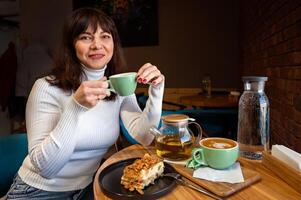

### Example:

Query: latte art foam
xmin=202 ymin=138 xmax=236 ymax=149
xmin=212 ymin=142 xmax=232 ymax=149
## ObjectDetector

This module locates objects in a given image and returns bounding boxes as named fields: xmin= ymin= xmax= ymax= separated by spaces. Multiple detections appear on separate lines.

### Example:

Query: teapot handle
xmin=188 ymin=122 xmax=203 ymax=147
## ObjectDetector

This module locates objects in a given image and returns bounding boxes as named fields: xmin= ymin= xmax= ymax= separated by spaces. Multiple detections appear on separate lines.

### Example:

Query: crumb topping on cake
xmin=121 ymin=153 xmax=164 ymax=194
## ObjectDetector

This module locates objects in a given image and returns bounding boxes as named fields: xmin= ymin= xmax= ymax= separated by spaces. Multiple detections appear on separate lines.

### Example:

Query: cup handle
xmin=188 ymin=121 xmax=203 ymax=147
xmin=186 ymin=148 xmax=208 ymax=169
xmin=107 ymin=80 xmax=116 ymax=94
xmin=193 ymin=148 xmax=208 ymax=166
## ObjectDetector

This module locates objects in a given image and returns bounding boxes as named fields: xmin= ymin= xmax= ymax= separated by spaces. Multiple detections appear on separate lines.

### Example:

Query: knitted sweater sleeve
xmin=120 ymin=82 xmax=164 ymax=146
xmin=25 ymin=78 xmax=87 ymax=178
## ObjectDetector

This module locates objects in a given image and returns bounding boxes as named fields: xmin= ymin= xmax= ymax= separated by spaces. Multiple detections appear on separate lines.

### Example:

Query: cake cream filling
xmin=140 ymin=162 xmax=164 ymax=187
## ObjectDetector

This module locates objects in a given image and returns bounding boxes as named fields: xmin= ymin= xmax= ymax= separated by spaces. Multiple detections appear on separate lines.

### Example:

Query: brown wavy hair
xmin=47 ymin=7 xmax=126 ymax=100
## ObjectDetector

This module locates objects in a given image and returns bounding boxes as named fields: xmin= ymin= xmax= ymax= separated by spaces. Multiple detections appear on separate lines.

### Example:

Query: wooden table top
xmin=93 ymin=144 xmax=301 ymax=200
xmin=179 ymin=94 xmax=238 ymax=108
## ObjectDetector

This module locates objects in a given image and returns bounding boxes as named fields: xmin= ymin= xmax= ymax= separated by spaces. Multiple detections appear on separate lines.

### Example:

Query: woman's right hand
xmin=73 ymin=77 xmax=110 ymax=108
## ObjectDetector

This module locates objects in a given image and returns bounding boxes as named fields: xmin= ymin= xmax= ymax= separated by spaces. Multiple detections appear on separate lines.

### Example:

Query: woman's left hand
xmin=136 ymin=63 xmax=164 ymax=86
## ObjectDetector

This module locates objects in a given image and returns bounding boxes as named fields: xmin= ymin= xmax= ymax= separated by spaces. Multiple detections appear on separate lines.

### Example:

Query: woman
xmin=6 ymin=8 xmax=164 ymax=199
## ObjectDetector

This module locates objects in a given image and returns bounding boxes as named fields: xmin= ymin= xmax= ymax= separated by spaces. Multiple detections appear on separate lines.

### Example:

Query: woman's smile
xmin=89 ymin=53 xmax=105 ymax=59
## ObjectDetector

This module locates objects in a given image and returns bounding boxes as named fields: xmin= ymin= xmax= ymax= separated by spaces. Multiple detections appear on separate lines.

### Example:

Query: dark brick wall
xmin=240 ymin=0 xmax=301 ymax=152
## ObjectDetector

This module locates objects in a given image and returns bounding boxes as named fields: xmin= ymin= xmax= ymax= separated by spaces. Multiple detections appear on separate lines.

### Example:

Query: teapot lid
xmin=162 ymin=114 xmax=189 ymax=123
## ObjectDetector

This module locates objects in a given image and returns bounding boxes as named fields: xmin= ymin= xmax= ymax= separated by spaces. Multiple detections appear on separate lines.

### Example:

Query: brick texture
xmin=240 ymin=0 xmax=301 ymax=152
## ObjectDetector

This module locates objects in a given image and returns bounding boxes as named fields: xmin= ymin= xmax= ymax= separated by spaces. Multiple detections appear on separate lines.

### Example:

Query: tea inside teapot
xmin=155 ymin=134 xmax=194 ymax=161
xmin=150 ymin=114 xmax=202 ymax=161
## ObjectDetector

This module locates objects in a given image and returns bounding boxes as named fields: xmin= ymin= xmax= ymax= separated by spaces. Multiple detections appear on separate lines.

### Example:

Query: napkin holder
xmin=262 ymin=151 xmax=301 ymax=193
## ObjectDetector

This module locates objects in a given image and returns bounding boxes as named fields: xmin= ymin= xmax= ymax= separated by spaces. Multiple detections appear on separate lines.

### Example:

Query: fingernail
xmin=152 ymin=80 xmax=157 ymax=85
xmin=137 ymin=77 xmax=142 ymax=83
xmin=142 ymin=79 xmax=147 ymax=83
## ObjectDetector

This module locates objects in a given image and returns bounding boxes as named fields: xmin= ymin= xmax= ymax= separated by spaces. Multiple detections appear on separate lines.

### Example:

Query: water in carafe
xmin=237 ymin=76 xmax=269 ymax=160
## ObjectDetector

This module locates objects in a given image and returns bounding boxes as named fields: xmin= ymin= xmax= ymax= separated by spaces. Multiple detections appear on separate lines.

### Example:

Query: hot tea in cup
xmin=108 ymin=72 xmax=137 ymax=96
xmin=190 ymin=137 xmax=239 ymax=169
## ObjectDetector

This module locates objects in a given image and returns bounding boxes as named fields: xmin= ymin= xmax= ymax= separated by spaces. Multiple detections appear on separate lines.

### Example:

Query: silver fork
xmin=164 ymin=173 xmax=225 ymax=200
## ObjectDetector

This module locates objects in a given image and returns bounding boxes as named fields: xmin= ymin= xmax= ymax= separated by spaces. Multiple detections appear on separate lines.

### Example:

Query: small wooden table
xmin=179 ymin=94 xmax=238 ymax=108
xmin=93 ymin=144 xmax=301 ymax=200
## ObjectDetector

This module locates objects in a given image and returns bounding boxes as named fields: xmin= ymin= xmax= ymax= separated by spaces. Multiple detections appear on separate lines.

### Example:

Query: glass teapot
xmin=150 ymin=114 xmax=203 ymax=161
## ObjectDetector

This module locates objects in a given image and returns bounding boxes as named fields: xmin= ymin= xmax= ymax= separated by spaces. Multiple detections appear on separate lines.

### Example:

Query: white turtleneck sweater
xmin=18 ymin=66 xmax=164 ymax=191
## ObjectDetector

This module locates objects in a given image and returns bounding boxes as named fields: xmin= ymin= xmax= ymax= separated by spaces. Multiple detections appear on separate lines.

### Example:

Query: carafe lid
xmin=162 ymin=114 xmax=189 ymax=123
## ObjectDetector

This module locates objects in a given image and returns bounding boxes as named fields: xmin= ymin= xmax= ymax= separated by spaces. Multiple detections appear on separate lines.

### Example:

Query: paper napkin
xmin=271 ymin=145 xmax=301 ymax=172
xmin=193 ymin=162 xmax=244 ymax=184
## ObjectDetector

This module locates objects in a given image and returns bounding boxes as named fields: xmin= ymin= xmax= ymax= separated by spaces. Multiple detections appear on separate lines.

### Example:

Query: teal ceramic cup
xmin=108 ymin=72 xmax=137 ymax=96
xmin=193 ymin=137 xmax=239 ymax=169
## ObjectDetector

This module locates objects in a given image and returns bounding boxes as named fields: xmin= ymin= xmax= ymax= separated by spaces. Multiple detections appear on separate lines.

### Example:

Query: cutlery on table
xmin=164 ymin=172 xmax=225 ymax=200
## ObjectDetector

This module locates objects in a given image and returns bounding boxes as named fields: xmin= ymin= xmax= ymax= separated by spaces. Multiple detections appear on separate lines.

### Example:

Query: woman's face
xmin=74 ymin=25 xmax=114 ymax=70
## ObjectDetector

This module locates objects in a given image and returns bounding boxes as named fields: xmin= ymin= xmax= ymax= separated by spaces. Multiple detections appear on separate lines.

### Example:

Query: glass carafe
xmin=202 ymin=74 xmax=212 ymax=98
xmin=237 ymin=76 xmax=269 ymax=160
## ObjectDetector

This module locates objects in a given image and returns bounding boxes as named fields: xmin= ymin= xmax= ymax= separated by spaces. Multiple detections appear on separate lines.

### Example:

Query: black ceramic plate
xmin=98 ymin=158 xmax=177 ymax=200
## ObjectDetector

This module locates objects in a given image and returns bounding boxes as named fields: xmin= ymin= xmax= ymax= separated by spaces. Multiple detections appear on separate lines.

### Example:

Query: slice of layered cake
xmin=121 ymin=154 xmax=165 ymax=194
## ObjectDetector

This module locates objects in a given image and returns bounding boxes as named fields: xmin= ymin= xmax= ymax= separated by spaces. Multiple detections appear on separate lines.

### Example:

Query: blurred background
xmin=1 ymin=0 xmax=301 ymax=152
